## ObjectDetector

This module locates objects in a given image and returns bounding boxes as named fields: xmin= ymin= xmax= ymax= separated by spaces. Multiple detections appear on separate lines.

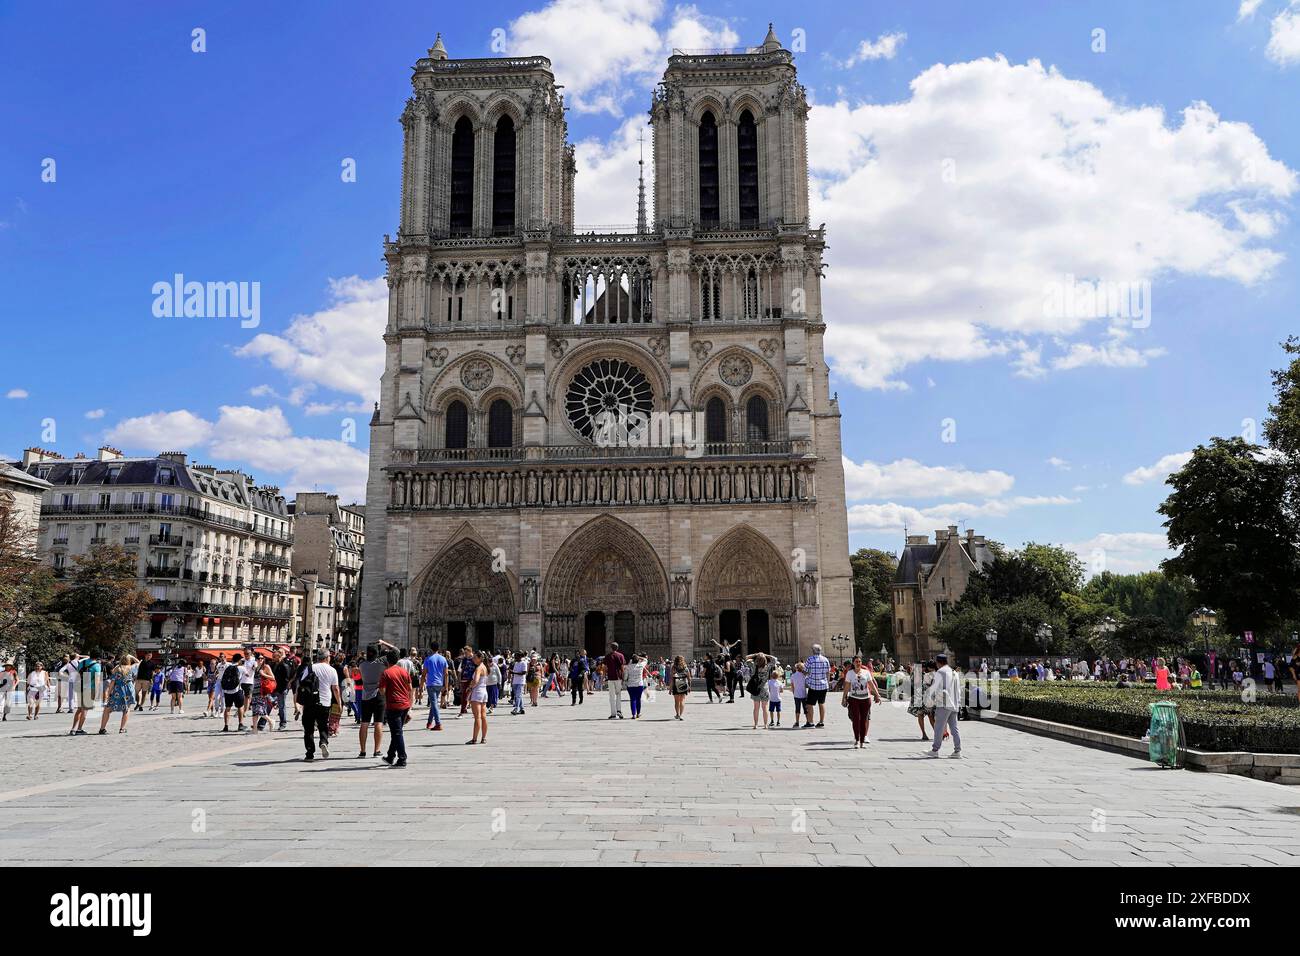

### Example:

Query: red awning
xmin=193 ymin=649 xmax=240 ymax=661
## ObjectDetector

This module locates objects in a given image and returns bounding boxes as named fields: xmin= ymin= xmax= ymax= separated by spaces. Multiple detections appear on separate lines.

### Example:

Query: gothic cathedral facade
xmin=359 ymin=27 xmax=853 ymax=662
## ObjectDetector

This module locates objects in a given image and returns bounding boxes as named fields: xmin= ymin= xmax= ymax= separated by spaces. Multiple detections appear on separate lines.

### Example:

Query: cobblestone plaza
xmin=1 ymin=690 xmax=1296 ymax=866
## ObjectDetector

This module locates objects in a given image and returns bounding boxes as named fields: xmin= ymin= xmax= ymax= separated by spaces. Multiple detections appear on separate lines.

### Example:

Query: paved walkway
xmin=1 ymin=687 xmax=1297 ymax=865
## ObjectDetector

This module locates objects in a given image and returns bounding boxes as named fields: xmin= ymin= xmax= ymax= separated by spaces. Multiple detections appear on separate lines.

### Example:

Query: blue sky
xmin=2 ymin=0 xmax=1298 ymax=573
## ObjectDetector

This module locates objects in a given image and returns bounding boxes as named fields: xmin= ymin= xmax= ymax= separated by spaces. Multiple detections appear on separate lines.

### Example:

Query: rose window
xmin=564 ymin=358 xmax=653 ymax=440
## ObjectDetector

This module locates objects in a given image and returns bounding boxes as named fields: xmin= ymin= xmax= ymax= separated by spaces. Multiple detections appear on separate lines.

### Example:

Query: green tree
xmin=1159 ymin=437 xmax=1300 ymax=640
xmin=850 ymin=547 xmax=896 ymax=652
xmin=1264 ymin=335 xmax=1300 ymax=518
xmin=0 ymin=509 xmax=71 ymax=663
xmin=959 ymin=544 xmax=1082 ymax=615
xmin=52 ymin=545 xmax=152 ymax=660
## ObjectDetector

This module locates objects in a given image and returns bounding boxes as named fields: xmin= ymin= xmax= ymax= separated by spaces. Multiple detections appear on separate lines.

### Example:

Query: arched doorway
xmin=695 ymin=525 xmax=794 ymax=660
xmin=413 ymin=538 xmax=516 ymax=651
xmin=543 ymin=515 xmax=669 ymax=657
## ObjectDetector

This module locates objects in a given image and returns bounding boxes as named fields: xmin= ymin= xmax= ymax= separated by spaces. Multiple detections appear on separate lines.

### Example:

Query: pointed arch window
xmin=445 ymin=400 xmax=469 ymax=449
xmin=698 ymin=110 xmax=720 ymax=226
xmin=449 ymin=116 xmax=474 ymax=235
xmin=487 ymin=399 xmax=514 ymax=448
xmin=705 ymin=396 xmax=727 ymax=444
xmin=492 ymin=115 xmax=516 ymax=235
xmin=745 ymin=394 xmax=769 ymax=442
xmin=737 ymin=109 xmax=759 ymax=224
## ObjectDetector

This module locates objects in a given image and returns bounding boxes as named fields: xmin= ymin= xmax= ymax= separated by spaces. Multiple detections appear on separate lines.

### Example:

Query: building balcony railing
xmin=391 ymin=440 xmax=802 ymax=467
xmin=148 ymin=600 xmax=292 ymax=621
xmin=149 ymin=534 xmax=185 ymax=547
xmin=146 ymin=566 xmax=180 ymax=579
xmin=251 ymin=579 xmax=289 ymax=593
xmin=251 ymin=551 xmax=289 ymax=568
xmin=90 ymin=536 xmax=106 ymax=544
xmin=123 ymin=536 xmax=140 ymax=545
xmin=39 ymin=501 xmax=293 ymax=544
xmin=52 ymin=537 xmax=68 ymax=546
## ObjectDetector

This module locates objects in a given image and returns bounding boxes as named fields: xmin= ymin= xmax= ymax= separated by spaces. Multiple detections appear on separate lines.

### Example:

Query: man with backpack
xmin=220 ymin=654 xmax=247 ymax=732
xmin=604 ymin=641 xmax=626 ymax=720
xmin=296 ymin=648 xmax=340 ymax=761
xmin=569 ymin=651 xmax=589 ymax=705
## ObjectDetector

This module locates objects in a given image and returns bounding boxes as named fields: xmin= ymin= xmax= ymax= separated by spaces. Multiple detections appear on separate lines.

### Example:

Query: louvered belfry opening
xmin=449 ymin=115 xmax=474 ymax=235
xmin=492 ymin=115 xmax=516 ymax=235
xmin=698 ymin=110 xmax=719 ymax=226
xmin=737 ymin=109 xmax=759 ymax=225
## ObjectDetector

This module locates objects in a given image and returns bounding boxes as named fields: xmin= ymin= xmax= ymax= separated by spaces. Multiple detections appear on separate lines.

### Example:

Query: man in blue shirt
xmin=802 ymin=644 xmax=831 ymax=728
xmin=569 ymin=651 xmax=589 ymax=705
xmin=422 ymin=643 xmax=448 ymax=731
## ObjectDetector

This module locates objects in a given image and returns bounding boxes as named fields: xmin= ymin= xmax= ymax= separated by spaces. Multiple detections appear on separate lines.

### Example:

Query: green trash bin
xmin=1147 ymin=700 xmax=1182 ymax=769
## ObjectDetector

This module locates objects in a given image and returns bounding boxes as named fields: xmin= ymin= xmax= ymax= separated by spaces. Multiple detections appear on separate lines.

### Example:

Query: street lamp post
xmin=1036 ymin=623 xmax=1053 ymax=656
xmin=984 ymin=627 xmax=998 ymax=669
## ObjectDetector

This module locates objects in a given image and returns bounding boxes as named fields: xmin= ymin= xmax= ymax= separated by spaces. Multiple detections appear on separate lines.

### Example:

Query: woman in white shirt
xmin=26 ymin=662 xmax=49 ymax=720
xmin=624 ymin=654 xmax=648 ymax=719
xmin=840 ymin=655 xmax=882 ymax=749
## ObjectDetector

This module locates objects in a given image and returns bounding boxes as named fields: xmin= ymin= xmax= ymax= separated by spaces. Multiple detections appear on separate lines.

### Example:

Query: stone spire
xmin=636 ymin=128 xmax=648 ymax=234
xmin=761 ymin=23 xmax=781 ymax=52
xmin=428 ymin=33 xmax=448 ymax=60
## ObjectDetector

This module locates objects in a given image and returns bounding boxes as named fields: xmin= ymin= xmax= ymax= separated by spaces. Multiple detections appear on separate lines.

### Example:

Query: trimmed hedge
xmin=991 ymin=681 xmax=1300 ymax=754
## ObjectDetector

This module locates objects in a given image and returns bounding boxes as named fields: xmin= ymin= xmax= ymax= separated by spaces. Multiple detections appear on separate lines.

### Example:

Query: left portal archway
xmin=414 ymin=538 xmax=516 ymax=651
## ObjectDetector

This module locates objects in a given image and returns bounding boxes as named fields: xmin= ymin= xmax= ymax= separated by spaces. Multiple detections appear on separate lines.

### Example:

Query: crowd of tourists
xmin=0 ymin=641 xmax=976 ymax=760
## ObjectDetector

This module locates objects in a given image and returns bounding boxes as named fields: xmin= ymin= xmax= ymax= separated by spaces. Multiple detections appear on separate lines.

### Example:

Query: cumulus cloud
xmin=1239 ymin=0 xmax=1265 ymax=19
xmin=1122 ymin=451 xmax=1193 ymax=486
xmin=5 ymin=389 xmax=28 ymax=399
xmin=843 ymin=456 xmax=1014 ymax=500
xmin=103 ymin=406 xmax=367 ymax=501
xmin=840 ymin=31 xmax=907 ymax=66
xmin=84 ymin=408 xmax=105 ymax=420
xmin=808 ymin=56 xmax=1297 ymax=389
xmin=847 ymin=495 xmax=1077 ymax=534
xmin=236 ymin=276 xmax=387 ymax=404
xmin=1064 ymin=531 xmax=1174 ymax=575
xmin=105 ymin=410 xmax=215 ymax=450
xmin=1267 ymin=1 xmax=1300 ymax=64
xmin=573 ymin=116 xmax=649 ymax=228
xmin=505 ymin=0 xmax=739 ymax=115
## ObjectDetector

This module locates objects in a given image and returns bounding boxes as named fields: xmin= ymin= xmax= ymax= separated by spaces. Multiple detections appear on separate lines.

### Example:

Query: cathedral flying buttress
xmin=360 ymin=25 xmax=853 ymax=661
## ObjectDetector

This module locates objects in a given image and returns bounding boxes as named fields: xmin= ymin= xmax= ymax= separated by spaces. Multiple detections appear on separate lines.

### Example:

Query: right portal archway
xmin=695 ymin=525 xmax=796 ymax=660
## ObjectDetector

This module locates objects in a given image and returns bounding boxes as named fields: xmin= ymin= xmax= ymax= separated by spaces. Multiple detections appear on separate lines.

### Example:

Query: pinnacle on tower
xmin=762 ymin=23 xmax=782 ymax=52
xmin=428 ymin=32 xmax=448 ymax=60
xmin=636 ymin=128 xmax=648 ymax=234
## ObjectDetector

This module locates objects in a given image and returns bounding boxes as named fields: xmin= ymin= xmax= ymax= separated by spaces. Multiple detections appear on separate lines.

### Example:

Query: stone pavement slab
xmin=0 ymin=688 xmax=1297 ymax=865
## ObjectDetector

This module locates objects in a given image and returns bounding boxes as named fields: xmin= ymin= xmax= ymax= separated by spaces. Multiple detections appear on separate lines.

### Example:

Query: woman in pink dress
xmin=1154 ymin=657 xmax=1171 ymax=691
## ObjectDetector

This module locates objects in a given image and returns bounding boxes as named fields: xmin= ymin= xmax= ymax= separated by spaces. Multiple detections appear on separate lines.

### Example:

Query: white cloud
xmin=573 ymin=116 xmax=649 ymax=228
xmin=105 ymin=410 xmax=215 ymax=450
xmin=1267 ymin=2 xmax=1300 ymax=65
xmin=843 ymin=456 xmax=1014 ymax=500
xmin=808 ymin=56 xmax=1297 ymax=389
xmin=5 ymin=389 xmax=28 ymax=399
xmin=505 ymin=1 xmax=738 ymax=116
xmin=841 ymin=31 xmax=907 ymax=66
xmin=1122 ymin=451 xmax=1193 ymax=486
xmin=1064 ymin=531 xmax=1173 ymax=575
xmin=83 ymin=408 xmax=105 ymax=420
xmin=236 ymin=276 xmax=387 ymax=404
xmin=103 ymin=405 xmax=368 ymax=501
xmin=1047 ymin=456 xmax=1070 ymax=470
xmin=1239 ymin=0 xmax=1265 ymax=19
xmin=847 ymin=494 xmax=1076 ymax=533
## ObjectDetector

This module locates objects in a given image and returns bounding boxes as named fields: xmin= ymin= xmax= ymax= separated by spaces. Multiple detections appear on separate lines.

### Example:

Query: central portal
xmin=584 ymin=611 xmax=605 ymax=657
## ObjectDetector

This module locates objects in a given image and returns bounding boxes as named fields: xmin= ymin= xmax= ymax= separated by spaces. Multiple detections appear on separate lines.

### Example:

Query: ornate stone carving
xmin=757 ymin=338 xmax=779 ymax=358
xmin=672 ymin=574 xmax=691 ymax=608
xmin=800 ymin=572 xmax=818 ymax=607
xmin=505 ymin=344 xmax=526 ymax=365
xmin=549 ymin=338 xmax=568 ymax=359
xmin=521 ymin=575 xmax=539 ymax=612
xmin=719 ymin=354 xmax=753 ymax=386
xmin=461 ymin=359 xmax=493 ymax=391
xmin=426 ymin=347 xmax=449 ymax=367
xmin=647 ymin=336 xmax=667 ymax=358
xmin=414 ymin=539 xmax=516 ymax=647
xmin=692 ymin=341 xmax=713 ymax=360
xmin=385 ymin=581 xmax=406 ymax=616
